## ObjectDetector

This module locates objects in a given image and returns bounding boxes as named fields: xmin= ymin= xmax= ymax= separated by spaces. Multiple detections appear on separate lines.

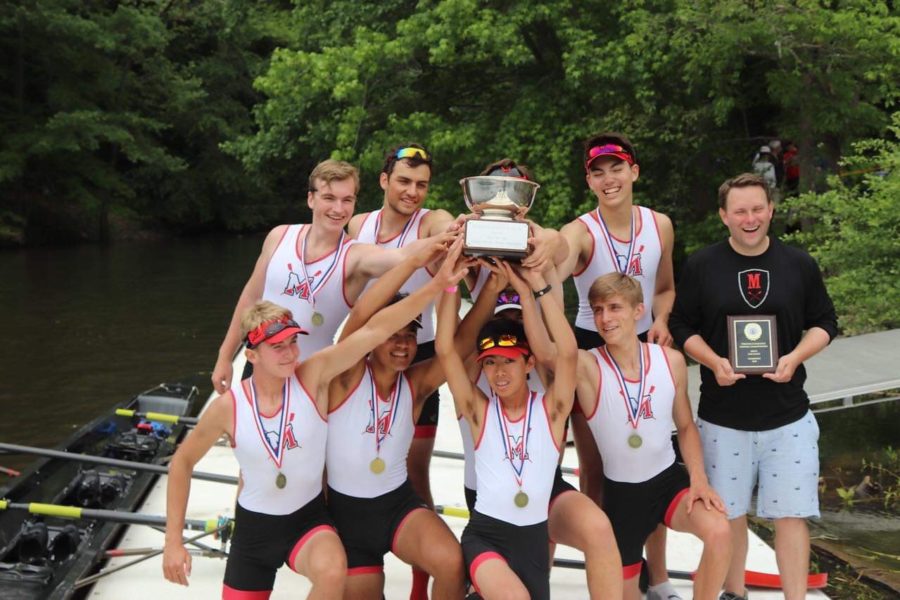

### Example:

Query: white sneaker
xmin=646 ymin=582 xmax=683 ymax=600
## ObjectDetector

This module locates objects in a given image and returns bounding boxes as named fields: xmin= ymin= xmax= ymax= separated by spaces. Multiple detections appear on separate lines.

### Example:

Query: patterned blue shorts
xmin=697 ymin=411 xmax=820 ymax=520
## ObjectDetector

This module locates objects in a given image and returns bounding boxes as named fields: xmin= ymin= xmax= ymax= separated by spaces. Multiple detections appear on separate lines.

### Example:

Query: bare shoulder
xmin=661 ymin=345 xmax=686 ymax=371
xmin=650 ymin=210 xmax=674 ymax=238
xmin=423 ymin=207 xmax=454 ymax=229
xmin=201 ymin=392 xmax=234 ymax=430
xmin=348 ymin=212 xmax=370 ymax=238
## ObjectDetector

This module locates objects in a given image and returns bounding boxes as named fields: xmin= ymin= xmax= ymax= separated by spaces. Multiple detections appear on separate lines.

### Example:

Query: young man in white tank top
xmin=163 ymin=274 xmax=456 ymax=597
xmin=347 ymin=143 xmax=456 ymax=600
xmin=437 ymin=261 xmax=578 ymax=600
xmin=554 ymin=133 xmax=677 ymax=599
xmin=211 ymin=159 xmax=450 ymax=394
xmin=570 ymin=273 xmax=730 ymax=600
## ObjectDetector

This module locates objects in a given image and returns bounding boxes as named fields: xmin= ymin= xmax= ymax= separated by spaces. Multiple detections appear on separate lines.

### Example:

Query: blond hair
xmin=308 ymin=159 xmax=360 ymax=194
xmin=240 ymin=301 xmax=293 ymax=340
xmin=588 ymin=272 xmax=643 ymax=308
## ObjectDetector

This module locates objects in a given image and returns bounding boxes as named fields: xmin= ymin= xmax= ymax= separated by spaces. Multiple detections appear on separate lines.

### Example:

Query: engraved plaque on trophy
xmin=460 ymin=176 xmax=540 ymax=259
xmin=727 ymin=315 xmax=779 ymax=374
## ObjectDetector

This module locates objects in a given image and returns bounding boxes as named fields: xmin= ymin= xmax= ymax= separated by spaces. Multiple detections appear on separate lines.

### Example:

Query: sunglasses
xmin=246 ymin=317 xmax=303 ymax=348
xmin=586 ymin=143 xmax=634 ymax=165
xmin=478 ymin=334 xmax=525 ymax=351
xmin=496 ymin=291 xmax=521 ymax=306
xmin=395 ymin=147 xmax=431 ymax=161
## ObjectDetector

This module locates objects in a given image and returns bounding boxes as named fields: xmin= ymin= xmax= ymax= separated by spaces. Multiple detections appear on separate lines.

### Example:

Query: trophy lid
xmin=460 ymin=176 xmax=540 ymax=216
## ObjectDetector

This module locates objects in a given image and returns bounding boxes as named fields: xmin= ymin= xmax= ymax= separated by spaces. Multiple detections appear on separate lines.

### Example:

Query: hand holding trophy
xmin=460 ymin=160 xmax=540 ymax=260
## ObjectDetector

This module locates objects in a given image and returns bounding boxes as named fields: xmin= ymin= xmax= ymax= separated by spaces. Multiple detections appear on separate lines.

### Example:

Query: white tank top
xmin=326 ymin=364 xmax=415 ymax=497
xmin=460 ymin=371 xmax=546 ymax=490
xmin=262 ymin=224 xmax=358 ymax=354
xmin=573 ymin=206 xmax=662 ymax=334
xmin=474 ymin=392 xmax=559 ymax=526
xmin=231 ymin=375 xmax=327 ymax=515
xmin=355 ymin=209 xmax=435 ymax=343
xmin=584 ymin=343 xmax=676 ymax=483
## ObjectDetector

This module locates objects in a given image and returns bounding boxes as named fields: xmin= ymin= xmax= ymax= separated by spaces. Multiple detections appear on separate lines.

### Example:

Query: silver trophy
xmin=460 ymin=176 xmax=540 ymax=259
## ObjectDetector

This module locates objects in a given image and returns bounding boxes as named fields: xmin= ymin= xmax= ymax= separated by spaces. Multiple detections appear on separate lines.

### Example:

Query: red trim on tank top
xmin=287 ymin=524 xmax=335 ymax=572
xmin=541 ymin=394 xmax=561 ymax=453
xmin=647 ymin=207 xmax=663 ymax=248
xmin=472 ymin=398 xmax=490 ymax=450
xmin=584 ymin=350 xmax=603 ymax=421
xmin=659 ymin=345 xmax=677 ymax=388
xmin=356 ymin=210 xmax=375 ymax=240
xmin=228 ymin=389 xmax=237 ymax=448
xmin=294 ymin=373 xmax=326 ymax=422
xmin=295 ymin=224 xmax=343 ymax=264
xmin=340 ymin=241 xmax=356 ymax=308
xmin=571 ymin=217 xmax=595 ymax=277
xmin=329 ymin=366 xmax=365 ymax=414
xmin=403 ymin=372 xmax=418 ymax=426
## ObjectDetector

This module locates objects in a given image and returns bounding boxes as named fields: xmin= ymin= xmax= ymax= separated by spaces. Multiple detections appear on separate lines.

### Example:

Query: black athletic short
xmin=462 ymin=510 xmax=550 ymax=600
xmin=327 ymin=480 xmax=429 ymax=571
xmin=464 ymin=466 xmax=575 ymax=514
xmin=413 ymin=340 xmax=440 ymax=438
xmin=602 ymin=462 xmax=690 ymax=577
xmin=223 ymin=494 xmax=334 ymax=593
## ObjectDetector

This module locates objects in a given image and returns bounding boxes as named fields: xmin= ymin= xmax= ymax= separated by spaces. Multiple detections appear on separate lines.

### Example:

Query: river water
xmin=0 ymin=236 xmax=898 ymax=587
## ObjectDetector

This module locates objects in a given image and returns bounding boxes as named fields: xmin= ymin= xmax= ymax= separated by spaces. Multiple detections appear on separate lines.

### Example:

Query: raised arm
xmin=163 ymin=395 xmax=232 ymax=585
xmin=501 ymin=262 xmax=556 ymax=371
xmin=436 ymin=282 xmax=484 ymax=428
xmin=339 ymin=241 xmax=448 ymax=342
xmin=304 ymin=238 xmax=469 ymax=389
xmin=212 ymin=225 xmax=288 ymax=394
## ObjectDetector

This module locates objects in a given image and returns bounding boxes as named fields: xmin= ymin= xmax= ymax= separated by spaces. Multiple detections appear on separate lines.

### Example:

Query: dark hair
xmin=479 ymin=158 xmax=534 ymax=180
xmin=717 ymin=172 xmax=772 ymax=209
xmin=382 ymin=142 xmax=433 ymax=177
xmin=582 ymin=131 xmax=638 ymax=166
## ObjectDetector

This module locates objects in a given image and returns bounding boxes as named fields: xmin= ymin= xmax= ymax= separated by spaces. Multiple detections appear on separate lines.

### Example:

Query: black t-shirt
xmin=669 ymin=238 xmax=837 ymax=431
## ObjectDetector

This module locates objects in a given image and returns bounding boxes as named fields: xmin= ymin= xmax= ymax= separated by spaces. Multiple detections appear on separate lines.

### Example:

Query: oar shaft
xmin=115 ymin=408 xmax=198 ymax=425
xmin=0 ymin=442 xmax=237 ymax=485
xmin=0 ymin=500 xmax=224 ymax=533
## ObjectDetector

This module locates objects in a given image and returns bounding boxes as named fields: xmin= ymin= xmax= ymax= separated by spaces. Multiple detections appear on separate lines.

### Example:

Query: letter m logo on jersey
xmin=738 ymin=269 xmax=770 ymax=309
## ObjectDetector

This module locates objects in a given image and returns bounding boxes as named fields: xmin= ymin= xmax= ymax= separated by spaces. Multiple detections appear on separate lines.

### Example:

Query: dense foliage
xmin=1 ymin=1 xmax=897 ymax=331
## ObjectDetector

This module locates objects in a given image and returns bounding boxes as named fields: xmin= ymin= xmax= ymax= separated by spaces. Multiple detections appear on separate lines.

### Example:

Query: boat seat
xmin=136 ymin=394 xmax=189 ymax=417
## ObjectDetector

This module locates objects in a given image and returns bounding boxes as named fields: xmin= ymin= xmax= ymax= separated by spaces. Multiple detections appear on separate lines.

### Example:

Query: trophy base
xmin=463 ymin=219 xmax=529 ymax=260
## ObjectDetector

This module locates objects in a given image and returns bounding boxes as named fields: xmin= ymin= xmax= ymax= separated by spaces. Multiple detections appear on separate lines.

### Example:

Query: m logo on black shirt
xmin=738 ymin=269 xmax=769 ymax=308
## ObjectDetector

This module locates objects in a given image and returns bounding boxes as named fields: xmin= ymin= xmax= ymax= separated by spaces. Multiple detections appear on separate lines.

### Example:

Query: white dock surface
xmin=90 ymin=353 xmax=829 ymax=599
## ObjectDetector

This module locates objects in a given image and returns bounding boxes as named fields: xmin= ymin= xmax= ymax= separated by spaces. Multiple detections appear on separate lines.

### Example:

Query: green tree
xmin=782 ymin=113 xmax=900 ymax=334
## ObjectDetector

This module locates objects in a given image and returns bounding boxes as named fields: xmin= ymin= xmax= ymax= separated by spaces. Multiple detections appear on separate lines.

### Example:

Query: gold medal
xmin=275 ymin=472 xmax=287 ymax=489
xmin=627 ymin=433 xmax=643 ymax=449
xmin=311 ymin=311 xmax=325 ymax=327
xmin=370 ymin=457 xmax=386 ymax=474
xmin=514 ymin=491 xmax=529 ymax=508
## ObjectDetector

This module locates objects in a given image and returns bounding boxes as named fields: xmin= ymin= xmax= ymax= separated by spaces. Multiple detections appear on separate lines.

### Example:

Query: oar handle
xmin=115 ymin=408 xmax=198 ymax=425
xmin=0 ymin=499 xmax=231 ymax=534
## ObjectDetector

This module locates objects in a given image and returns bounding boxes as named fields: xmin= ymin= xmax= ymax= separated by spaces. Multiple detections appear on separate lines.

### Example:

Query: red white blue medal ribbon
xmin=367 ymin=365 xmax=403 ymax=457
xmin=595 ymin=207 xmax=636 ymax=274
xmin=495 ymin=391 xmax=535 ymax=488
xmin=604 ymin=344 xmax=646 ymax=430
xmin=299 ymin=226 xmax=345 ymax=308
xmin=249 ymin=378 xmax=291 ymax=469
xmin=375 ymin=208 xmax=418 ymax=248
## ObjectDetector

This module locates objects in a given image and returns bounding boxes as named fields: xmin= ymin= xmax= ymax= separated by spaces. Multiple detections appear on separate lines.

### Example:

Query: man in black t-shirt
xmin=669 ymin=173 xmax=837 ymax=600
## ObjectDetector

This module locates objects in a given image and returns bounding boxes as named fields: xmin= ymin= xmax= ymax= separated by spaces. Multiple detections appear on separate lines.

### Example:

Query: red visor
xmin=585 ymin=143 xmax=634 ymax=169
xmin=477 ymin=346 xmax=530 ymax=362
xmin=246 ymin=317 xmax=308 ymax=348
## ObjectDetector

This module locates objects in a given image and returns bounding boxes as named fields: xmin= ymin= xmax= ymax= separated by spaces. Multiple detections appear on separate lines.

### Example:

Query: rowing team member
xmin=164 ymin=239 xmax=470 ymax=599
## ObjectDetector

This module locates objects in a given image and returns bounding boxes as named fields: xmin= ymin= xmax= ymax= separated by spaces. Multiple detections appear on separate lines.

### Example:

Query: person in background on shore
xmin=554 ymin=132 xmax=678 ymax=600
xmin=576 ymin=272 xmax=731 ymax=600
xmin=669 ymin=173 xmax=838 ymax=600
xmin=211 ymin=159 xmax=451 ymax=393
xmin=347 ymin=143 xmax=455 ymax=600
